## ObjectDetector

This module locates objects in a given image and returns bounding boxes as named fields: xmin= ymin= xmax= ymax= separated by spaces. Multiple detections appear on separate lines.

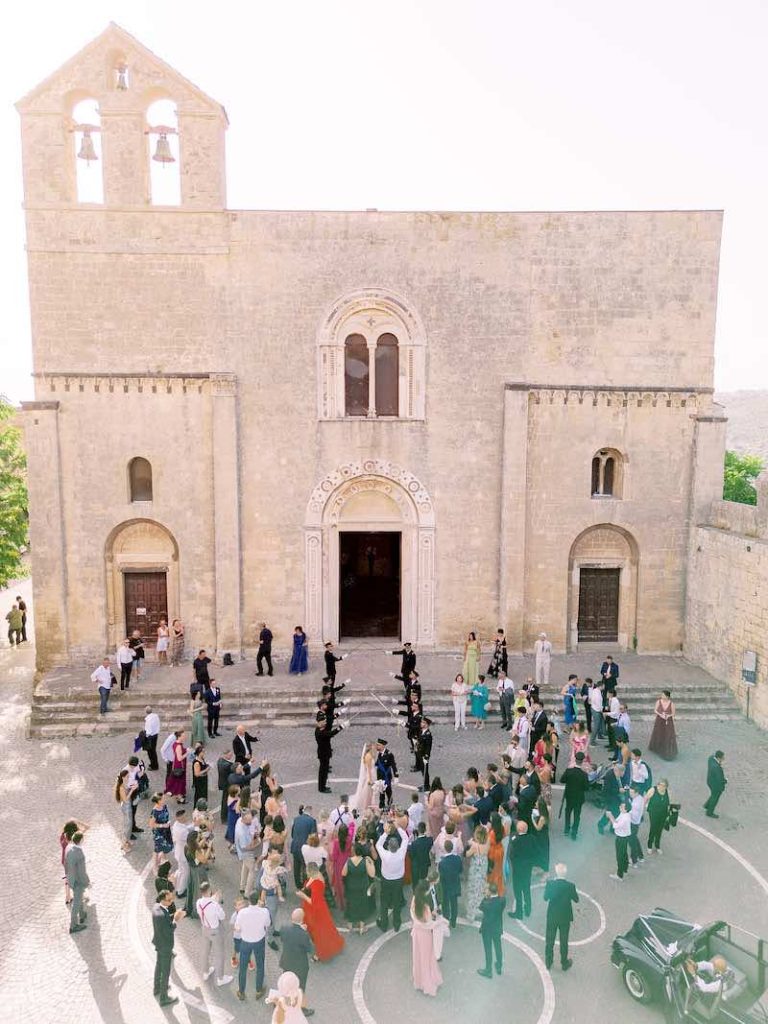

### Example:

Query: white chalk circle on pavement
xmin=513 ymin=884 xmax=606 ymax=947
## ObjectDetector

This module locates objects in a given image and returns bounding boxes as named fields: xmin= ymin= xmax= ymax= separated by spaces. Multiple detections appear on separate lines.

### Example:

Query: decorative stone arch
xmin=305 ymin=459 xmax=435 ymax=645
xmin=567 ymin=524 xmax=639 ymax=652
xmin=317 ymin=288 xmax=426 ymax=420
xmin=105 ymin=518 xmax=179 ymax=650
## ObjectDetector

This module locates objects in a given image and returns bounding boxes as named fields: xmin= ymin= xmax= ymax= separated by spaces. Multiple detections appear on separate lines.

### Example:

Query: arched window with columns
xmin=591 ymin=448 xmax=625 ymax=498
xmin=318 ymin=289 xmax=425 ymax=420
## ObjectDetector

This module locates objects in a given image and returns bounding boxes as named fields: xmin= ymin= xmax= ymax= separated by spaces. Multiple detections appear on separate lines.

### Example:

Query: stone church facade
xmin=17 ymin=25 xmax=728 ymax=670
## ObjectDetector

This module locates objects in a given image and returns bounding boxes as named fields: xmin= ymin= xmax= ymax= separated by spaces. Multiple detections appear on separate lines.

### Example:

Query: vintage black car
xmin=611 ymin=908 xmax=768 ymax=1022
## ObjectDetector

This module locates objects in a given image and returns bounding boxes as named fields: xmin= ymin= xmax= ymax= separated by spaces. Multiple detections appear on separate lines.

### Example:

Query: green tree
xmin=0 ymin=396 xmax=28 ymax=588
xmin=723 ymin=449 xmax=763 ymax=505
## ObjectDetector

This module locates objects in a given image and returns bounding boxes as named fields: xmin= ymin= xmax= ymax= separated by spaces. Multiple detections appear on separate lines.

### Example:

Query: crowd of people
xmin=61 ymin=629 xmax=734 ymax=1016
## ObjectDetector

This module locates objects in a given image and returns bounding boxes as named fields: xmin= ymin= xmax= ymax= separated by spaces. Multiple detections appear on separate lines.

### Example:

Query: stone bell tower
xmin=16 ymin=22 xmax=228 ymax=208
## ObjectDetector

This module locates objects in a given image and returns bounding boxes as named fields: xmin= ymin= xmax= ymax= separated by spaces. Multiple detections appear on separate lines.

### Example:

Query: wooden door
xmin=123 ymin=571 xmax=168 ymax=645
xmin=577 ymin=568 xmax=620 ymax=642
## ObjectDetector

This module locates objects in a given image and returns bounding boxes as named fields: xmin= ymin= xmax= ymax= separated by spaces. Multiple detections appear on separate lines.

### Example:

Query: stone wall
xmin=684 ymin=475 xmax=768 ymax=727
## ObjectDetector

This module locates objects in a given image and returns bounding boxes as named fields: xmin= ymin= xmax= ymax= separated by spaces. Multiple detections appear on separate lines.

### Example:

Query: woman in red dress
xmin=487 ymin=812 xmax=508 ymax=896
xmin=297 ymin=863 xmax=344 ymax=962
xmin=329 ymin=822 xmax=354 ymax=910
xmin=166 ymin=730 xmax=189 ymax=804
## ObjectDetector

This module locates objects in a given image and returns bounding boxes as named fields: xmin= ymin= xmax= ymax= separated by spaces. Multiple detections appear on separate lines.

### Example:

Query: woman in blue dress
xmin=289 ymin=626 xmax=309 ymax=675
xmin=469 ymin=674 xmax=489 ymax=729
xmin=561 ymin=680 xmax=578 ymax=730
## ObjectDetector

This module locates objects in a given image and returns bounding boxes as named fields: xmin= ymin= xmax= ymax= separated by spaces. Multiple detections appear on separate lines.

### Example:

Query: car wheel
xmin=623 ymin=965 xmax=653 ymax=1004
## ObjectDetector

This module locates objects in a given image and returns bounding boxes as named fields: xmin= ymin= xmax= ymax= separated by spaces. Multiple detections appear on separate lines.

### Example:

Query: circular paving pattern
xmin=513 ymin=884 xmax=606 ymax=947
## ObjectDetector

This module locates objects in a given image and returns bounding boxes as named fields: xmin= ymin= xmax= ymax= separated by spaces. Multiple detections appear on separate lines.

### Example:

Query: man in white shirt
xmin=116 ymin=638 xmax=135 ymax=691
xmin=505 ymin=735 xmax=529 ymax=778
xmin=605 ymin=692 xmax=621 ymax=750
xmin=685 ymin=956 xmax=729 ymax=997
xmin=533 ymin=632 xmax=552 ymax=686
xmin=497 ymin=672 xmax=515 ymax=731
xmin=589 ymin=683 xmax=605 ymax=743
xmin=616 ymin=704 xmax=631 ymax=745
xmin=171 ymin=809 xmax=192 ymax=896
xmin=160 ymin=730 xmax=180 ymax=783
xmin=376 ymin=825 xmax=409 ymax=932
xmin=196 ymin=882 xmax=233 ymax=987
xmin=407 ymin=794 xmax=424 ymax=832
xmin=628 ymin=787 xmax=646 ymax=867
xmin=607 ymin=802 xmax=632 ymax=880
xmin=629 ymin=749 xmax=651 ymax=793
xmin=234 ymin=810 xmax=260 ymax=897
xmin=513 ymin=707 xmax=530 ymax=749
xmin=433 ymin=822 xmax=463 ymax=863
xmin=234 ymin=893 xmax=272 ymax=1001
xmin=91 ymin=658 xmax=112 ymax=714
xmin=330 ymin=797 xmax=353 ymax=830
xmin=144 ymin=705 xmax=160 ymax=771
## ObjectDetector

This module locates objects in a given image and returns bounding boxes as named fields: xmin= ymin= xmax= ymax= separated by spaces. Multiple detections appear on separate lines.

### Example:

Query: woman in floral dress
xmin=150 ymin=792 xmax=173 ymax=872
xmin=464 ymin=825 xmax=490 ymax=922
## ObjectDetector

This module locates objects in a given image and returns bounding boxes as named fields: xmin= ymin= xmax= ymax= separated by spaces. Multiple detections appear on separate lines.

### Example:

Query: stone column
xmin=690 ymin=400 xmax=728 ymax=522
xmin=210 ymin=374 xmax=242 ymax=655
xmin=498 ymin=385 xmax=529 ymax=651
xmin=18 ymin=402 xmax=69 ymax=668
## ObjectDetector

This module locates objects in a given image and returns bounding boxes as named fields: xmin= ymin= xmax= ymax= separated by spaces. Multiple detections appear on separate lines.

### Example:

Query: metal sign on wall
xmin=741 ymin=650 xmax=757 ymax=685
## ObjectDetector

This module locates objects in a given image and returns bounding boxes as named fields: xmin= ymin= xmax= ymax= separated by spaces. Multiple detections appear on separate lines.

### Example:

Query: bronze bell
xmin=77 ymin=129 xmax=98 ymax=163
xmin=152 ymin=132 xmax=175 ymax=164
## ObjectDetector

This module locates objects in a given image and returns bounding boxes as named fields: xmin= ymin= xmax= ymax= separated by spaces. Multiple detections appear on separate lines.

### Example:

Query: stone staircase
xmin=28 ymin=674 xmax=743 ymax=739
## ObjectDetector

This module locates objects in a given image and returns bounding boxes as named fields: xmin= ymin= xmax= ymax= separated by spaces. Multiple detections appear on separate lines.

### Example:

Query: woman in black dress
xmin=646 ymin=779 xmax=671 ymax=854
xmin=191 ymin=743 xmax=209 ymax=805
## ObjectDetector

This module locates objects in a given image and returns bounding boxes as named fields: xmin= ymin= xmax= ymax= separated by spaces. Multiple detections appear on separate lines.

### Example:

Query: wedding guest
xmin=507 ymin=821 xmax=535 ymax=919
xmin=704 ymin=751 xmax=727 ymax=818
xmin=648 ymin=690 xmax=678 ymax=760
xmin=170 ymin=619 xmax=185 ymax=667
xmin=117 ymin=638 xmax=135 ymax=691
xmin=156 ymin=618 xmax=170 ymax=664
xmin=470 ymin=674 xmax=489 ymax=729
xmin=534 ymin=632 xmax=552 ymax=687
xmin=144 ymin=706 xmax=160 ymax=771
xmin=234 ymin=892 xmax=272 ymax=1002
xmin=647 ymin=779 xmax=672 ymax=854
xmin=152 ymin=890 xmax=184 ymax=1006
xmin=342 ymin=842 xmax=376 ymax=935
xmin=289 ymin=627 xmax=309 ymax=675
xmin=376 ymin=825 xmax=409 ymax=932
xmin=196 ymin=882 xmax=233 ymax=987
xmin=437 ymin=839 xmax=462 ymax=928
xmin=279 ymin=910 xmax=315 ymax=1015
xmin=477 ymin=881 xmax=506 ymax=979
xmin=64 ymin=831 xmax=90 ymax=934
xmin=256 ymin=622 xmax=274 ymax=677
xmin=410 ymin=880 xmax=443 ymax=996
xmin=543 ymin=863 xmax=578 ymax=971
xmin=297 ymin=862 xmax=344 ymax=960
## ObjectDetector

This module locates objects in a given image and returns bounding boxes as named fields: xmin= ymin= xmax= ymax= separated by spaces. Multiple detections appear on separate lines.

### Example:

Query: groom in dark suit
xmin=375 ymin=739 xmax=398 ymax=808
xmin=543 ymin=863 xmax=579 ymax=970
xmin=438 ymin=840 xmax=462 ymax=927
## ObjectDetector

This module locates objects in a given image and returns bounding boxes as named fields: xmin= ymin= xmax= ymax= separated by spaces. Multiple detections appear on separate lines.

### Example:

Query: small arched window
xmin=344 ymin=334 xmax=369 ymax=417
xmin=591 ymin=449 xmax=623 ymax=499
xmin=129 ymin=458 xmax=153 ymax=502
xmin=375 ymin=333 xmax=399 ymax=416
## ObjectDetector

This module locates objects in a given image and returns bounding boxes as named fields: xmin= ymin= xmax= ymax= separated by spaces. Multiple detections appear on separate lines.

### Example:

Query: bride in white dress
xmin=349 ymin=742 xmax=376 ymax=814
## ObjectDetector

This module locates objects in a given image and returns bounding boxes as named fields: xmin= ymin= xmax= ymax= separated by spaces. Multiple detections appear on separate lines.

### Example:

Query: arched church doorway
xmin=305 ymin=461 xmax=435 ymax=646
xmin=567 ymin=524 xmax=639 ymax=651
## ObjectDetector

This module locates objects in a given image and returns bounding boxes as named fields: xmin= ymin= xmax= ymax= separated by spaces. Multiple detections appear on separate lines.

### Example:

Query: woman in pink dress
xmin=567 ymin=722 xmax=593 ymax=769
xmin=410 ymin=881 xmax=443 ymax=997
xmin=426 ymin=778 xmax=446 ymax=838
xmin=329 ymin=822 xmax=354 ymax=909
xmin=166 ymin=730 xmax=189 ymax=803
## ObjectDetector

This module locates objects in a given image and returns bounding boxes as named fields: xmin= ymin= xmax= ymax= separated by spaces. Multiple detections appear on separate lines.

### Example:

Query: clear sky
xmin=2 ymin=0 xmax=767 ymax=402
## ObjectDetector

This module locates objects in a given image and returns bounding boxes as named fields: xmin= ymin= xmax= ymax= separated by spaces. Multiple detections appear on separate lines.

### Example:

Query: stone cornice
xmin=504 ymin=382 xmax=711 ymax=408
xmin=33 ymin=371 xmax=234 ymax=395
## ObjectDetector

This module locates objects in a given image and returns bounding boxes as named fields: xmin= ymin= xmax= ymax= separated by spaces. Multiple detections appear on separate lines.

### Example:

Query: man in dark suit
xmin=205 ymin=681 xmax=222 ymax=738
xmin=529 ymin=702 xmax=548 ymax=755
xmin=600 ymin=656 xmax=619 ymax=693
xmin=477 ymin=882 xmax=506 ymax=978
xmin=543 ymin=863 xmax=579 ymax=970
xmin=290 ymin=805 xmax=317 ymax=888
xmin=409 ymin=823 xmax=433 ymax=888
xmin=255 ymin=622 xmax=273 ymax=677
xmin=516 ymin=772 xmax=538 ymax=827
xmin=704 ymin=750 xmax=727 ymax=818
xmin=152 ymin=889 xmax=184 ymax=1006
xmin=416 ymin=717 xmax=432 ymax=791
xmin=217 ymin=750 xmax=235 ymax=823
xmin=374 ymin=739 xmax=398 ymax=808
xmin=322 ymin=641 xmax=346 ymax=683
xmin=507 ymin=821 xmax=536 ymax=919
xmin=561 ymin=751 xmax=590 ymax=839
xmin=64 ymin=831 xmax=90 ymax=933
xmin=232 ymin=723 xmax=259 ymax=764
xmin=387 ymin=643 xmax=416 ymax=678
xmin=316 ymin=713 xmax=344 ymax=793
xmin=437 ymin=840 xmax=462 ymax=928
xmin=597 ymin=762 xmax=626 ymax=834
xmin=279 ymin=909 xmax=315 ymax=1014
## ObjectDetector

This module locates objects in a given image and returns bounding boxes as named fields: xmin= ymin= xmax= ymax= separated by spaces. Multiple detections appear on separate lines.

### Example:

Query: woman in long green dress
xmin=463 ymin=632 xmax=481 ymax=689
xmin=189 ymin=695 xmax=206 ymax=746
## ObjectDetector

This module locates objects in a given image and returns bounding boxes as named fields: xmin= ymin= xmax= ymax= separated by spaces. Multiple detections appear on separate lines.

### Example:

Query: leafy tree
xmin=0 ymin=396 xmax=28 ymax=588
xmin=723 ymin=449 xmax=763 ymax=506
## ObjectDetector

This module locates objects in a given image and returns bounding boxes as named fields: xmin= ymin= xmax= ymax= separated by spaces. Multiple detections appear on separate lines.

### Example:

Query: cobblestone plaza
xmin=3 ymin=607 xmax=768 ymax=1024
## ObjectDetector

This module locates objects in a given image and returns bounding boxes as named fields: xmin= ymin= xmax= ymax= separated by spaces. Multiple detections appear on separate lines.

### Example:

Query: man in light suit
xmin=64 ymin=831 xmax=90 ymax=934
xmin=543 ymin=863 xmax=579 ymax=970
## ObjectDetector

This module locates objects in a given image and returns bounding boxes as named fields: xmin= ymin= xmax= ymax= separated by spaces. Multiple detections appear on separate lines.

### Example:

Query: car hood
xmin=633 ymin=909 xmax=701 ymax=958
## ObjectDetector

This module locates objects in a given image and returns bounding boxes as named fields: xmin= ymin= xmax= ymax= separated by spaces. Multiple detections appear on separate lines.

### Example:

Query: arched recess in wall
xmin=105 ymin=519 xmax=179 ymax=650
xmin=567 ymin=524 xmax=639 ymax=652
xmin=317 ymin=288 xmax=426 ymax=420
xmin=304 ymin=460 xmax=435 ymax=646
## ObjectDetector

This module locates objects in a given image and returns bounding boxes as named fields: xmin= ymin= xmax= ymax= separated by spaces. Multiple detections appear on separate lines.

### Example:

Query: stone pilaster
xmin=210 ymin=374 xmax=242 ymax=655
xmin=18 ymin=402 xmax=69 ymax=668
xmin=499 ymin=386 xmax=529 ymax=651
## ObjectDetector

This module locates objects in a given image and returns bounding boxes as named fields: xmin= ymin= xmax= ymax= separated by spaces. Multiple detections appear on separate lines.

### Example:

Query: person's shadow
xmin=80 ymin=904 xmax=129 ymax=1024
